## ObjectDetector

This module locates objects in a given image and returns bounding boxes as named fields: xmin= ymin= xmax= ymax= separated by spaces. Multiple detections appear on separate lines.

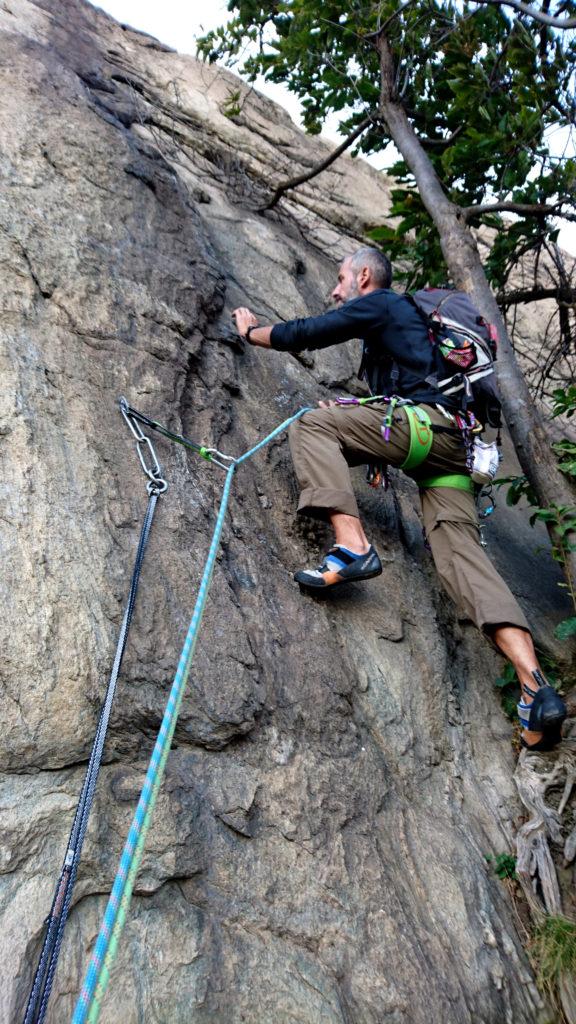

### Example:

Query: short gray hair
xmin=348 ymin=247 xmax=392 ymax=289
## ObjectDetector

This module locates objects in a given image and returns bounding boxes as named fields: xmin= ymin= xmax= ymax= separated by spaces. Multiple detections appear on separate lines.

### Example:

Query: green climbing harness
xmin=336 ymin=394 xmax=449 ymax=485
xmin=399 ymin=405 xmax=433 ymax=472
xmin=335 ymin=394 xmax=433 ymax=471
xmin=418 ymin=473 xmax=474 ymax=492
xmin=379 ymin=397 xmax=472 ymax=486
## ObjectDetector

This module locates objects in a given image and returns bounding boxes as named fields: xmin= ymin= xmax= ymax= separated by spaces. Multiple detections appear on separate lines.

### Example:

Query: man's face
xmin=331 ymin=258 xmax=360 ymax=305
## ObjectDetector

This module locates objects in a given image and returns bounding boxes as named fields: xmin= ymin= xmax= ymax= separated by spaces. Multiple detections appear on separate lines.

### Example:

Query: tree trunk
xmin=377 ymin=33 xmax=576 ymax=591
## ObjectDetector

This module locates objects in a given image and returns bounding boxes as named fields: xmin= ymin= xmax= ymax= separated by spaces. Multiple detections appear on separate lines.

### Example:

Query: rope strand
xmin=23 ymin=492 xmax=160 ymax=1024
xmin=72 ymin=406 xmax=311 ymax=1024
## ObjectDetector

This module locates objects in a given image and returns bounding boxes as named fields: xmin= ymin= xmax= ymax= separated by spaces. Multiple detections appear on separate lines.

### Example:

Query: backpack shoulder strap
xmin=404 ymin=291 xmax=432 ymax=328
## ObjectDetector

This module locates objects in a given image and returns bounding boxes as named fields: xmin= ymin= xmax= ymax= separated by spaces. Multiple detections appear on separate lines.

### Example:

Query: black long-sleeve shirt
xmin=270 ymin=288 xmax=456 ymax=409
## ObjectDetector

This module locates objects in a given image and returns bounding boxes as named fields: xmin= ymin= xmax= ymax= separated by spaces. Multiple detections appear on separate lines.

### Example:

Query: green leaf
xmin=531 ymin=509 xmax=559 ymax=524
xmin=554 ymin=618 xmax=576 ymax=641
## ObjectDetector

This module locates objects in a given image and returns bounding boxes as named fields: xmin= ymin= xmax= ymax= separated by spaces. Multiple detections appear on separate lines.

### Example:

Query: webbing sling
xmin=418 ymin=473 xmax=474 ymax=492
xmin=399 ymin=406 xmax=433 ymax=471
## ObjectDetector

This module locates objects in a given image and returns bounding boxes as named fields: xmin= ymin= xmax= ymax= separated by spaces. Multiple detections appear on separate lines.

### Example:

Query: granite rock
xmin=0 ymin=1 xmax=571 ymax=1021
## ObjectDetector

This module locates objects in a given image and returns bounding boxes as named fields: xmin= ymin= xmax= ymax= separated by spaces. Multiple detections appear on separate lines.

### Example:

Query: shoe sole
xmin=295 ymin=566 xmax=383 ymax=590
xmin=522 ymin=718 xmax=564 ymax=751
xmin=521 ymin=733 xmax=561 ymax=752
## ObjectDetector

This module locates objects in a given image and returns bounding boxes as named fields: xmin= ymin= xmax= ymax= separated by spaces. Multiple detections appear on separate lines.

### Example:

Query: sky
xmin=88 ymin=0 xmax=232 ymax=52
xmin=87 ymin=0 xmax=315 ymax=133
xmin=87 ymin=0 xmax=357 ymax=147
xmin=87 ymin=0 xmax=575 ymax=255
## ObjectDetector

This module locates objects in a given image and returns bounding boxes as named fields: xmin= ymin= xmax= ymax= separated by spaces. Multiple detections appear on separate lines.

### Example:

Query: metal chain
xmin=120 ymin=399 xmax=168 ymax=494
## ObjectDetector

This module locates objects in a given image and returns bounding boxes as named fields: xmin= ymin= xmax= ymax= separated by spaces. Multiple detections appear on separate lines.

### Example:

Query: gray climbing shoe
xmin=294 ymin=545 xmax=382 ymax=590
xmin=520 ymin=672 xmax=567 ymax=750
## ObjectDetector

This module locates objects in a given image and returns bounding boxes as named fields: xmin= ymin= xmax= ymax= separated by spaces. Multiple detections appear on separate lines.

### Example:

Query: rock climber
xmin=232 ymin=247 xmax=567 ymax=752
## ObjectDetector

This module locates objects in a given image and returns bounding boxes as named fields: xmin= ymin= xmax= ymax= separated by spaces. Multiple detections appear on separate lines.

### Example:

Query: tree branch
xmin=475 ymin=0 xmax=576 ymax=28
xmin=461 ymin=200 xmax=576 ymax=222
xmin=375 ymin=33 xmax=456 ymax=218
xmin=419 ymin=126 xmax=464 ymax=147
xmin=366 ymin=0 xmax=420 ymax=38
xmin=499 ymin=285 xmax=576 ymax=306
xmin=260 ymin=114 xmax=377 ymax=211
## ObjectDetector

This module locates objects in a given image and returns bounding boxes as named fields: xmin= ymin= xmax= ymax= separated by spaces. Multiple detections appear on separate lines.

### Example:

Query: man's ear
xmin=358 ymin=266 xmax=371 ymax=289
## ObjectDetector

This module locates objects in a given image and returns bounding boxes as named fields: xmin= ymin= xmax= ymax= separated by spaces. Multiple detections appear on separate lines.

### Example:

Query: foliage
xmin=551 ymin=386 xmax=576 ymax=476
xmin=485 ymin=851 xmax=518 ymax=880
xmin=494 ymin=661 xmax=522 ymax=719
xmin=495 ymin=473 xmax=538 ymax=508
xmin=532 ymin=916 xmax=576 ymax=1006
xmin=528 ymin=503 xmax=576 ymax=559
xmin=551 ymin=385 xmax=576 ymax=419
xmin=368 ymin=188 xmax=447 ymax=290
xmin=198 ymin=2 xmax=576 ymax=290
xmin=555 ymin=616 xmax=576 ymax=640
xmin=221 ymin=87 xmax=243 ymax=118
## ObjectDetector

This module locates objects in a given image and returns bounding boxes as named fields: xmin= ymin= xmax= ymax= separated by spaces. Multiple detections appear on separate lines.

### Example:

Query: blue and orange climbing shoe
xmin=294 ymin=545 xmax=382 ymax=590
xmin=518 ymin=670 xmax=567 ymax=751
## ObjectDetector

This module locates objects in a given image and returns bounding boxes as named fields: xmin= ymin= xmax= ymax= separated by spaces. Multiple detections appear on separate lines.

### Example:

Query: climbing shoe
xmin=294 ymin=545 xmax=382 ymax=590
xmin=521 ymin=730 xmax=563 ymax=752
xmin=518 ymin=670 xmax=567 ymax=751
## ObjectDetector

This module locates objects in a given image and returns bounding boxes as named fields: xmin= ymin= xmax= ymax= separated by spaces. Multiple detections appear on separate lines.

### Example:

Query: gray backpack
xmin=410 ymin=288 xmax=502 ymax=427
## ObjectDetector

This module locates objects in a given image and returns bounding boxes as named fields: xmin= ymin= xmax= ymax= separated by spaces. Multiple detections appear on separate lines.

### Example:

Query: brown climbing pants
xmin=288 ymin=402 xmax=530 ymax=635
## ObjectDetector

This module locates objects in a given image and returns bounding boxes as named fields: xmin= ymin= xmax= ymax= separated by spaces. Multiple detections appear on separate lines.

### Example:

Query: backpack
xmin=409 ymin=288 xmax=502 ymax=428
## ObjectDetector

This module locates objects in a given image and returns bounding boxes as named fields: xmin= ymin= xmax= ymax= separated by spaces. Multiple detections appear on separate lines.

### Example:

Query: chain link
xmin=120 ymin=397 xmax=167 ymax=493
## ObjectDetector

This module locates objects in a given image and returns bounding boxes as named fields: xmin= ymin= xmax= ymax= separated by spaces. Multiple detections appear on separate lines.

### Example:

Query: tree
xmin=199 ymin=1 xmax=576 ymax=587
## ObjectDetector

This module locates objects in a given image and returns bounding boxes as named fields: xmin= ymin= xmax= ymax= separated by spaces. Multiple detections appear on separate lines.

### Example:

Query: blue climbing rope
xmin=72 ymin=406 xmax=311 ymax=1024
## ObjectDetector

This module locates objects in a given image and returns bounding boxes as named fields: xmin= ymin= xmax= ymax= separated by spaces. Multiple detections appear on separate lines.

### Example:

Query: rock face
xmin=0 ymin=1 xmax=572 ymax=1022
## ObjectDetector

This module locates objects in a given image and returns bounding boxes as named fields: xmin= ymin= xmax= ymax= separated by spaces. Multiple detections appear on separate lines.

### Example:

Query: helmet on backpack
xmin=410 ymin=288 xmax=502 ymax=428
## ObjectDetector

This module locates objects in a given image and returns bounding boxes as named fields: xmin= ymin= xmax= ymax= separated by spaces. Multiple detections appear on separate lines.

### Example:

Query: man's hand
xmin=318 ymin=400 xmax=338 ymax=408
xmin=232 ymin=308 xmax=273 ymax=348
xmin=232 ymin=307 xmax=259 ymax=340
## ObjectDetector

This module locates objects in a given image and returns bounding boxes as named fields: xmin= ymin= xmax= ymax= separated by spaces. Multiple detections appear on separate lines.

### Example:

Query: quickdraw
xmin=119 ymin=398 xmax=235 ymax=471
